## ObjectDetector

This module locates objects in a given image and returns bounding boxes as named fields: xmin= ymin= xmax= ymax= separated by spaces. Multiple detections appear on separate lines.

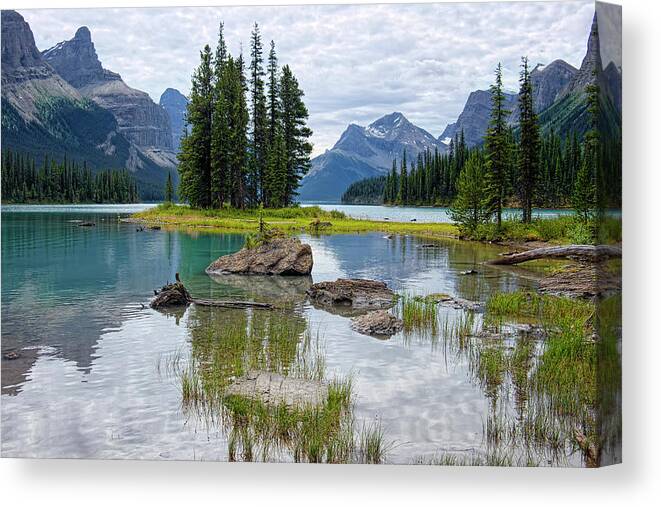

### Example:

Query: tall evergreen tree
xmin=165 ymin=171 xmax=174 ymax=203
xmin=227 ymin=55 xmax=250 ymax=209
xmin=397 ymin=151 xmax=408 ymax=204
xmin=279 ymin=65 xmax=313 ymax=205
xmin=210 ymin=22 xmax=230 ymax=208
xmin=178 ymin=45 xmax=214 ymax=208
xmin=573 ymin=82 xmax=600 ymax=223
xmin=484 ymin=63 xmax=511 ymax=228
xmin=517 ymin=57 xmax=540 ymax=223
xmin=248 ymin=23 xmax=269 ymax=206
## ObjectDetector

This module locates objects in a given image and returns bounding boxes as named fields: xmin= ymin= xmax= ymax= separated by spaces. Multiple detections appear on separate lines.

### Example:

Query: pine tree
xmin=267 ymin=40 xmax=280 ymax=147
xmin=450 ymin=151 xmax=490 ymax=235
xmin=484 ymin=63 xmax=511 ymax=228
xmin=573 ymin=82 xmax=600 ymax=223
xmin=165 ymin=171 xmax=174 ymax=203
xmin=279 ymin=65 xmax=313 ymax=205
xmin=178 ymin=45 xmax=214 ymax=208
xmin=210 ymin=22 xmax=230 ymax=208
xmin=517 ymin=57 xmax=540 ymax=223
xmin=397 ymin=151 xmax=408 ymax=204
xmin=227 ymin=55 xmax=250 ymax=209
xmin=248 ymin=23 xmax=268 ymax=207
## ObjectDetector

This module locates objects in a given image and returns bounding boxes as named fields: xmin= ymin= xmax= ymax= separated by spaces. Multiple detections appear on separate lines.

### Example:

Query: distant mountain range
xmin=300 ymin=7 xmax=621 ymax=202
xmin=1 ymin=10 xmax=187 ymax=200
xmin=298 ymin=112 xmax=446 ymax=201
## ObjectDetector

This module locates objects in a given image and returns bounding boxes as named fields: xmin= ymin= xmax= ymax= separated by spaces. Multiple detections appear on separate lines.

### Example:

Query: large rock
xmin=306 ymin=278 xmax=396 ymax=309
xmin=224 ymin=371 xmax=328 ymax=408
xmin=351 ymin=310 xmax=403 ymax=337
xmin=206 ymin=237 xmax=313 ymax=276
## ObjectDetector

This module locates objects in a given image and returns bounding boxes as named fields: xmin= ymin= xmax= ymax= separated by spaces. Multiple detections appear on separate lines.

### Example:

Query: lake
xmin=1 ymin=204 xmax=598 ymax=464
xmin=302 ymin=203 xmax=580 ymax=223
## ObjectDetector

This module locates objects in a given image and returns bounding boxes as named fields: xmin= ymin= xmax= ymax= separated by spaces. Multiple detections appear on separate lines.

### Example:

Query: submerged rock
xmin=150 ymin=281 xmax=191 ymax=308
xmin=224 ymin=371 xmax=328 ymax=408
xmin=306 ymin=278 xmax=396 ymax=310
xmin=424 ymin=293 xmax=484 ymax=312
xmin=206 ymin=237 xmax=313 ymax=276
xmin=351 ymin=310 xmax=403 ymax=337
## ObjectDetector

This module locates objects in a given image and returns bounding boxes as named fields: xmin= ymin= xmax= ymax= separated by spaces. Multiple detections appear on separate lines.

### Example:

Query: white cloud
xmin=19 ymin=1 xmax=594 ymax=156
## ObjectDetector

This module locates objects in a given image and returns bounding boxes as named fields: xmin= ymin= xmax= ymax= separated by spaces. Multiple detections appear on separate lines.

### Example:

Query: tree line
xmin=178 ymin=22 xmax=313 ymax=209
xmin=1 ymin=150 xmax=139 ymax=204
xmin=343 ymin=58 xmax=620 ymax=233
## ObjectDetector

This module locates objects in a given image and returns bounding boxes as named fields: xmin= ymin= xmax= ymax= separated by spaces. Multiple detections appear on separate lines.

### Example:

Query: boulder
xmin=351 ymin=310 xmax=403 ymax=337
xmin=150 ymin=281 xmax=191 ymax=308
xmin=206 ymin=237 xmax=313 ymax=276
xmin=306 ymin=278 xmax=395 ymax=309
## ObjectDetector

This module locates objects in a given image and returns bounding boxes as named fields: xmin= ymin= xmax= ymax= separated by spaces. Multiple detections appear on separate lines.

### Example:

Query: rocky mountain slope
xmin=159 ymin=88 xmax=188 ymax=152
xmin=299 ymin=112 xmax=445 ymax=201
xmin=1 ymin=11 xmax=174 ymax=199
xmin=42 ymin=26 xmax=176 ymax=167
xmin=440 ymin=59 xmax=578 ymax=147
xmin=537 ymin=10 xmax=621 ymax=140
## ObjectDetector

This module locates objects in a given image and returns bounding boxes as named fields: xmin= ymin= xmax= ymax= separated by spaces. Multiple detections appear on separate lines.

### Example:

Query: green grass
xmin=134 ymin=203 xmax=458 ymax=238
xmin=133 ymin=203 xmax=621 ymax=245
xmin=465 ymin=215 xmax=621 ymax=245
xmin=486 ymin=290 xmax=594 ymax=326
xmin=399 ymin=294 xmax=439 ymax=335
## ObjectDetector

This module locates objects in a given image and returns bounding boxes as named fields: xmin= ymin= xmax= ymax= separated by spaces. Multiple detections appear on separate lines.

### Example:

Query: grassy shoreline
xmin=132 ymin=203 xmax=619 ymax=245
xmin=131 ymin=203 xmax=458 ymax=238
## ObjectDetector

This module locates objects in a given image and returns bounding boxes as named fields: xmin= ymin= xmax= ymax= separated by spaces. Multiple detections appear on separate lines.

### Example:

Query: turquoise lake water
xmin=2 ymin=204 xmax=582 ymax=463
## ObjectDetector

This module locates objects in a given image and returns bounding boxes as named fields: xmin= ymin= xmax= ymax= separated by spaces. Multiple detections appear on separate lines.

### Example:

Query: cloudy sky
xmin=20 ymin=1 xmax=595 ymax=156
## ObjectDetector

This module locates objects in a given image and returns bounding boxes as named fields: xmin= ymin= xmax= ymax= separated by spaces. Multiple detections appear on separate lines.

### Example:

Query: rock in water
xmin=224 ymin=371 xmax=328 ymax=408
xmin=206 ymin=237 xmax=313 ymax=276
xmin=306 ymin=278 xmax=395 ymax=309
xmin=150 ymin=282 xmax=191 ymax=308
xmin=351 ymin=310 xmax=403 ymax=337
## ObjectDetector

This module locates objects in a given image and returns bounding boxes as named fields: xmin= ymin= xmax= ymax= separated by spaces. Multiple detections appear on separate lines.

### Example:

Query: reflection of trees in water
xmin=596 ymin=294 xmax=622 ymax=466
xmin=177 ymin=305 xmax=385 ymax=463
xmin=186 ymin=307 xmax=307 ymax=393
xmin=207 ymin=274 xmax=312 ymax=305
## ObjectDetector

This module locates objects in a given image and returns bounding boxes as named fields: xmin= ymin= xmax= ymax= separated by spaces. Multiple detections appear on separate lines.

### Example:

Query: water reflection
xmin=3 ymin=207 xmax=608 ymax=464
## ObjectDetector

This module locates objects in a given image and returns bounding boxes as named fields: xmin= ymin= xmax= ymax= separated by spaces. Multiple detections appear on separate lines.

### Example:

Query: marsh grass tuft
xmin=399 ymin=293 xmax=439 ymax=335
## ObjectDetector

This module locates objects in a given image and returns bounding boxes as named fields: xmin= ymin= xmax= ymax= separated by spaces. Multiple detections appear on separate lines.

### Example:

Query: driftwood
xmin=488 ymin=245 xmax=622 ymax=266
xmin=190 ymin=298 xmax=272 ymax=309
xmin=150 ymin=273 xmax=272 ymax=310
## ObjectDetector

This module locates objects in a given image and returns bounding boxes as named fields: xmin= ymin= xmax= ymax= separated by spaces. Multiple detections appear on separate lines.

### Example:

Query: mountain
xmin=538 ymin=10 xmax=621 ymax=140
xmin=159 ymin=88 xmax=188 ymax=152
xmin=299 ymin=112 xmax=445 ymax=201
xmin=439 ymin=90 xmax=517 ymax=148
xmin=42 ymin=26 xmax=177 ymax=170
xmin=440 ymin=59 xmax=577 ymax=147
xmin=0 ymin=10 xmax=170 ymax=199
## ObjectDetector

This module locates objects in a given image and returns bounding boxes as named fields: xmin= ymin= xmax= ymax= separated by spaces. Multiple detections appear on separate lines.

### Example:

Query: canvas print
xmin=1 ymin=1 xmax=621 ymax=466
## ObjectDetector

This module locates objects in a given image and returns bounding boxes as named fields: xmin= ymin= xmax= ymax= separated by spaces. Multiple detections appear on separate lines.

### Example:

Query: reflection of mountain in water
xmin=1 ymin=211 xmax=245 ymax=394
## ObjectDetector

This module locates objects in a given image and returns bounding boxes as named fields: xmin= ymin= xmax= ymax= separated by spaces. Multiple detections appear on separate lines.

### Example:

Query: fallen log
xmin=488 ymin=245 xmax=622 ymax=266
xmin=190 ymin=298 xmax=273 ymax=309
xmin=150 ymin=273 xmax=273 ymax=310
